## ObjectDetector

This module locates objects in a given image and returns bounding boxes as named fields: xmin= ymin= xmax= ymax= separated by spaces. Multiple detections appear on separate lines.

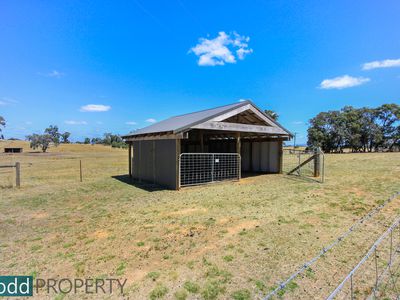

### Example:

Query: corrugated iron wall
xmin=241 ymin=141 xmax=280 ymax=173
xmin=132 ymin=139 xmax=178 ymax=189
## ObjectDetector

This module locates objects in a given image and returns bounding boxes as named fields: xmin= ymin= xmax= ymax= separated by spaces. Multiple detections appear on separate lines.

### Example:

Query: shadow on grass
xmin=112 ymin=174 xmax=165 ymax=192
xmin=283 ymin=174 xmax=323 ymax=184
xmin=241 ymin=172 xmax=280 ymax=178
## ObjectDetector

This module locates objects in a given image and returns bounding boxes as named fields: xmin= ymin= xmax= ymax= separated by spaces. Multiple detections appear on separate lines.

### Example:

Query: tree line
xmin=0 ymin=117 xmax=127 ymax=152
xmin=80 ymin=133 xmax=127 ymax=149
xmin=25 ymin=125 xmax=127 ymax=152
xmin=307 ymin=104 xmax=400 ymax=153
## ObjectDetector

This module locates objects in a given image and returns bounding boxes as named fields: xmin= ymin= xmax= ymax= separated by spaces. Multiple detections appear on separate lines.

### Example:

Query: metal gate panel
xmin=179 ymin=153 xmax=241 ymax=187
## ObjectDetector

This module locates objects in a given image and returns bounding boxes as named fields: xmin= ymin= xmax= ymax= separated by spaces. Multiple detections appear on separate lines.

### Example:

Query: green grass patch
xmin=231 ymin=289 xmax=251 ymax=300
xmin=183 ymin=281 xmax=200 ymax=294
xmin=149 ymin=284 xmax=168 ymax=300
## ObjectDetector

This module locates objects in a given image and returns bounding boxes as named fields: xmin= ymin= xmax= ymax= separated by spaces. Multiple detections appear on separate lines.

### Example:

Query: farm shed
xmin=4 ymin=147 xmax=23 ymax=153
xmin=122 ymin=100 xmax=292 ymax=189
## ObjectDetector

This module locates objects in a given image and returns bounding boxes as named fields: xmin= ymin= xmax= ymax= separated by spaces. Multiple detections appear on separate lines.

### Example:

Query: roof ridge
xmin=171 ymin=100 xmax=249 ymax=118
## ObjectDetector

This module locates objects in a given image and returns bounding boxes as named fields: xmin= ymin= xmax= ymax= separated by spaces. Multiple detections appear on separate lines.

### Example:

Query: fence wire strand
xmin=263 ymin=191 xmax=400 ymax=300
xmin=327 ymin=215 xmax=400 ymax=299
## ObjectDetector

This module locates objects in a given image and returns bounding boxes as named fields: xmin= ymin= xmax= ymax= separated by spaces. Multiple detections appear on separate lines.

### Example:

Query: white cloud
xmin=65 ymin=120 xmax=88 ymax=125
xmin=0 ymin=97 xmax=18 ymax=105
xmin=319 ymin=75 xmax=370 ymax=89
xmin=292 ymin=121 xmax=304 ymax=125
xmin=189 ymin=31 xmax=253 ymax=66
xmin=362 ymin=59 xmax=400 ymax=70
xmin=80 ymin=104 xmax=111 ymax=112
xmin=39 ymin=70 xmax=65 ymax=78
xmin=146 ymin=118 xmax=156 ymax=123
xmin=126 ymin=121 xmax=137 ymax=125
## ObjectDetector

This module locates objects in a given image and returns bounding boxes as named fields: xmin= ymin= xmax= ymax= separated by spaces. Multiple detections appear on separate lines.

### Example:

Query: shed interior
xmin=180 ymin=129 xmax=283 ymax=174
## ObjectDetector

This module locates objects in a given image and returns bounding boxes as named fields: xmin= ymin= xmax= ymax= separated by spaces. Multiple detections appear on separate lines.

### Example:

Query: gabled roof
xmin=123 ymin=100 xmax=292 ymax=138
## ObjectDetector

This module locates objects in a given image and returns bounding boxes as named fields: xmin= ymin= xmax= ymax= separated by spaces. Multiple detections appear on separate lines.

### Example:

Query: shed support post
xmin=278 ymin=140 xmax=283 ymax=174
xmin=153 ymin=141 xmax=156 ymax=184
xmin=128 ymin=143 xmax=132 ymax=178
xmin=236 ymin=132 xmax=241 ymax=155
xmin=249 ymin=142 xmax=253 ymax=172
xmin=200 ymin=131 xmax=204 ymax=153
xmin=236 ymin=133 xmax=241 ymax=179
xmin=138 ymin=141 xmax=141 ymax=182
xmin=175 ymin=139 xmax=181 ymax=190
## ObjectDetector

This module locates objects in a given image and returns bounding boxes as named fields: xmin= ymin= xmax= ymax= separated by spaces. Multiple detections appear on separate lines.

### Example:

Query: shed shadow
xmin=112 ymin=175 xmax=166 ymax=192
xmin=241 ymin=172 xmax=280 ymax=178
xmin=284 ymin=174 xmax=323 ymax=184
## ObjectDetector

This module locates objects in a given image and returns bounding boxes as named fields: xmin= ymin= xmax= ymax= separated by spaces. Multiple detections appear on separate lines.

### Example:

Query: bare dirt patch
xmin=226 ymin=220 xmax=260 ymax=235
xmin=92 ymin=230 xmax=110 ymax=239
xmin=165 ymin=207 xmax=207 ymax=217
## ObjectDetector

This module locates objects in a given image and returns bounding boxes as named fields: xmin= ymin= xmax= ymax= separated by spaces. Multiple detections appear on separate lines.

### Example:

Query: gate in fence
xmin=283 ymin=147 xmax=325 ymax=182
xmin=179 ymin=153 xmax=240 ymax=187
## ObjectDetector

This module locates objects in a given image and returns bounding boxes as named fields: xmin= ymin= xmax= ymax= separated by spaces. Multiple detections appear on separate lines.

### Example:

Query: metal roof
xmin=123 ymin=100 xmax=292 ymax=138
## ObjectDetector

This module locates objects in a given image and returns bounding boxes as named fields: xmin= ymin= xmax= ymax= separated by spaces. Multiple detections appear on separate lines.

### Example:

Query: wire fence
xmin=327 ymin=216 xmax=400 ymax=299
xmin=0 ymin=164 xmax=14 ymax=188
xmin=282 ymin=148 xmax=325 ymax=182
xmin=0 ymin=152 xmax=127 ymax=189
xmin=263 ymin=191 xmax=400 ymax=300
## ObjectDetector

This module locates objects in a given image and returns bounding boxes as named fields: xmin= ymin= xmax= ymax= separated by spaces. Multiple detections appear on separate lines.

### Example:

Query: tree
xmin=359 ymin=108 xmax=382 ymax=152
xmin=307 ymin=110 xmax=346 ymax=152
xmin=61 ymin=132 xmax=71 ymax=143
xmin=44 ymin=125 xmax=60 ymax=146
xmin=91 ymin=137 xmax=103 ymax=144
xmin=26 ymin=124 xmax=63 ymax=152
xmin=264 ymin=110 xmax=279 ymax=121
xmin=26 ymin=133 xmax=53 ymax=152
xmin=84 ymin=137 xmax=91 ymax=144
xmin=103 ymin=133 xmax=123 ymax=145
xmin=0 ymin=116 xmax=5 ymax=139
xmin=376 ymin=104 xmax=400 ymax=150
xmin=342 ymin=106 xmax=363 ymax=152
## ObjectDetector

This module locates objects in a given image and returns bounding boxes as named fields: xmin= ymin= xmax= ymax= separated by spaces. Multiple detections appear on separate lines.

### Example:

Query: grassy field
xmin=0 ymin=141 xmax=399 ymax=299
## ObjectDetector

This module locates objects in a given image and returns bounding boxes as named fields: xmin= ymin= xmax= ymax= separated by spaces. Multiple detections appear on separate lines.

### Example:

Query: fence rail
xmin=0 ymin=162 xmax=20 ymax=187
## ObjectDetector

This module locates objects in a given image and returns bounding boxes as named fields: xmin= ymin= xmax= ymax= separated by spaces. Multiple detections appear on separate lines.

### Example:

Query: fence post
xmin=390 ymin=230 xmax=393 ymax=266
xmin=15 ymin=162 xmax=20 ymax=188
xmin=298 ymin=152 xmax=301 ymax=175
xmin=374 ymin=247 xmax=378 ymax=297
xmin=314 ymin=147 xmax=321 ymax=177
xmin=79 ymin=160 xmax=83 ymax=182
xmin=350 ymin=274 xmax=354 ymax=300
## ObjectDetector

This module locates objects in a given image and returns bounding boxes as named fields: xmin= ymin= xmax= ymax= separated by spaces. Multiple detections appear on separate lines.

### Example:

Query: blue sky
xmin=0 ymin=1 xmax=399 ymax=144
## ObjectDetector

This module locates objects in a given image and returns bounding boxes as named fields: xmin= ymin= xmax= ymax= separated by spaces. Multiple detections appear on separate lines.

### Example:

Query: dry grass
xmin=0 ymin=141 xmax=399 ymax=299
